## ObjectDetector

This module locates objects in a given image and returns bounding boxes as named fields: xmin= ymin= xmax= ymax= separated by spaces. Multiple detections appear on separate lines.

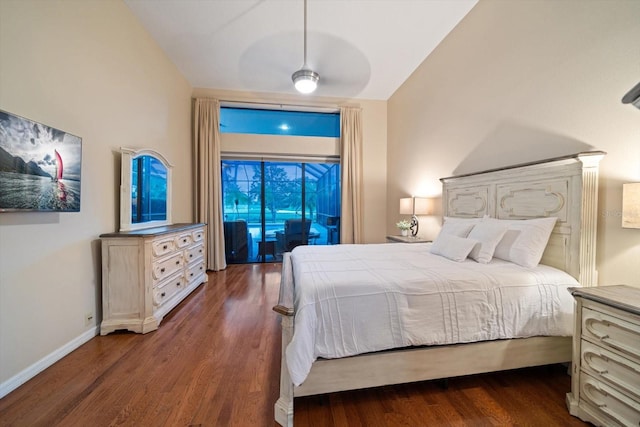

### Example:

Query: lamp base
xmin=410 ymin=215 xmax=419 ymax=237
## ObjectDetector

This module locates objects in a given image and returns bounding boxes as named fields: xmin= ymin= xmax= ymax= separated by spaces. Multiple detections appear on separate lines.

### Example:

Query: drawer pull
xmin=175 ymin=260 xmax=180 ymax=265
xmin=189 ymin=254 xmax=193 ymax=258
xmin=190 ymin=273 xmax=194 ymax=277
xmin=183 ymin=239 xmax=187 ymax=243
xmin=163 ymin=244 xmax=168 ymax=250
xmin=161 ymin=292 xmax=166 ymax=297
xmin=177 ymin=282 xmax=181 ymax=287
xmin=199 ymin=249 xmax=202 ymax=253
xmin=160 ymin=268 xmax=165 ymax=273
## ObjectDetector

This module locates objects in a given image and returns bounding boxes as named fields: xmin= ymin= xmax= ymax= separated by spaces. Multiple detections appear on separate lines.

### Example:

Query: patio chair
xmin=275 ymin=219 xmax=312 ymax=253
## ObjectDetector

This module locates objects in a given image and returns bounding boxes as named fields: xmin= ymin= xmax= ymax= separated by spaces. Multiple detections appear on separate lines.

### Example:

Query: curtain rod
xmin=220 ymin=100 xmax=340 ymax=113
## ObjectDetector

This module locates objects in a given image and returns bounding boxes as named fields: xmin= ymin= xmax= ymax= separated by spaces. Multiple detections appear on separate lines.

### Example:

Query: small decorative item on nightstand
xmin=396 ymin=219 xmax=411 ymax=237
xmin=566 ymin=285 xmax=640 ymax=426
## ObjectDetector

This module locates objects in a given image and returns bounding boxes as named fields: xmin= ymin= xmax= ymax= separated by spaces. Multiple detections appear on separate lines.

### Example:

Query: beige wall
xmin=0 ymin=0 xmax=192 ymax=390
xmin=388 ymin=0 xmax=640 ymax=286
xmin=193 ymin=88 xmax=388 ymax=244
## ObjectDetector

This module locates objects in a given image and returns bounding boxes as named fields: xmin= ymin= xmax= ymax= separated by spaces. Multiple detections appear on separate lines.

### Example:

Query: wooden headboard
xmin=441 ymin=151 xmax=605 ymax=287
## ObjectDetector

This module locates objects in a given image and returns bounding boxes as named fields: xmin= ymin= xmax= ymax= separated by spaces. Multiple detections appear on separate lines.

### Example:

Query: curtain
xmin=339 ymin=106 xmax=364 ymax=244
xmin=193 ymin=98 xmax=227 ymax=271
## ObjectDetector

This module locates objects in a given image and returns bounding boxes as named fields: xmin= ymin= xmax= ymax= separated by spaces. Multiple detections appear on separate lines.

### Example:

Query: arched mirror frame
xmin=120 ymin=147 xmax=173 ymax=232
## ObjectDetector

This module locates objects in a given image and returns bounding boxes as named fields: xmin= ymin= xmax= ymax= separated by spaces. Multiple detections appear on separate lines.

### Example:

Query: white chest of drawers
xmin=100 ymin=223 xmax=207 ymax=335
xmin=566 ymin=285 xmax=640 ymax=426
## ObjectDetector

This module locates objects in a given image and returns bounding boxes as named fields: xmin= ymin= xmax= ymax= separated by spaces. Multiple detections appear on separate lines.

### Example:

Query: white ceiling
xmin=124 ymin=0 xmax=477 ymax=100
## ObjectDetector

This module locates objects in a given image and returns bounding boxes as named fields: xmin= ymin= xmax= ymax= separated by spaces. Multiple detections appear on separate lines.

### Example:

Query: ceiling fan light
xmin=292 ymin=68 xmax=319 ymax=94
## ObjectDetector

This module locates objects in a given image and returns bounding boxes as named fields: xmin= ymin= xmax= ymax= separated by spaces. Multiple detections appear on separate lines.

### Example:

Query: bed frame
xmin=273 ymin=151 xmax=605 ymax=427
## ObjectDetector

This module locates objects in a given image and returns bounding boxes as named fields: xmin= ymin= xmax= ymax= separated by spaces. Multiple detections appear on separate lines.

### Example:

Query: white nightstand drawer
xmin=582 ymin=307 xmax=640 ymax=364
xmin=580 ymin=373 xmax=640 ymax=427
xmin=581 ymin=340 xmax=640 ymax=401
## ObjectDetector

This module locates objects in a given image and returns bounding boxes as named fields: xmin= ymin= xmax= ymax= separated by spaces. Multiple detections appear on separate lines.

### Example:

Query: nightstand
xmin=386 ymin=235 xmax=431 ymax=243
xmin=566 ymin=285 xmax=640 ymax=426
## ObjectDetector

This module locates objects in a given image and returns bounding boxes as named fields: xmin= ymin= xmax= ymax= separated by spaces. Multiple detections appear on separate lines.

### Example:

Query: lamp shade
xmin=399 ymin=197 xmax=432 ymax=215
xmin=622 ymin=183 xmax=640 ymax=228
xmin=414 ymin=197 xmax=432 ymax=215
xmin=399 ymin=198 xmax=414 ymax=215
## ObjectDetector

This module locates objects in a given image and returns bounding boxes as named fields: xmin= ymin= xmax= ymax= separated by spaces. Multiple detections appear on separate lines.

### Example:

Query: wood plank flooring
xmin=0 ymin=263 xmax=588 ymax=427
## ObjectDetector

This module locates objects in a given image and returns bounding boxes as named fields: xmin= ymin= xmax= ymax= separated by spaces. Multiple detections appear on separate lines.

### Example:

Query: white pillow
xmin=489 ymin=217 xmax=558 ymax=268
xmin=439 ymin=219 xmax=477 ymax=238
xmin=430 ymin=233 xmax=478 ymax=262
xmin=443 ymin=216 xmax=483 ymax=226
xmin=467 ymin=221 xmax=509 ymax=264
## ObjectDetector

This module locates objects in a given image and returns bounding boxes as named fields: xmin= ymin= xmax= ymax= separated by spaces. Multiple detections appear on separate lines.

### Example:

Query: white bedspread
xmin=284 ymin=243 xmax=580 ymax=386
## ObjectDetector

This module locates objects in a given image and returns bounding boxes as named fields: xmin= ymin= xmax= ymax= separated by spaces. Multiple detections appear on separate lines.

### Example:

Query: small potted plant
xmin=396 ymin=219 xmax=411 ymax=237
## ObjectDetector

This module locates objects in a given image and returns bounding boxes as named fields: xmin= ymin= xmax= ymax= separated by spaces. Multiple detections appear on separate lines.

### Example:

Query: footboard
xmin=273 ymin=253 xmax=295 ymax=427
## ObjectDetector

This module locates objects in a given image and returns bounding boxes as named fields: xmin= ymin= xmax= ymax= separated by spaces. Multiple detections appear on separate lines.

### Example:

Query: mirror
xmin=119 ymin=147 xmax=172 ymax=231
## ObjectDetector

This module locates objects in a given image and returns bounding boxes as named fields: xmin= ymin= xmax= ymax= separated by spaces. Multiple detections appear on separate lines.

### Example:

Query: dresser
xmin=566 ymin=285 xmax=640 ymax=426
xmin=100 ymin=223 xmax=207 ymax=335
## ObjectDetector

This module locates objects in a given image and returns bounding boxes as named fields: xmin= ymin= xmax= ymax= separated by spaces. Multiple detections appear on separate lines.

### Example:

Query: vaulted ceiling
xmin=125 ymin=0 xmax=478 ymax=100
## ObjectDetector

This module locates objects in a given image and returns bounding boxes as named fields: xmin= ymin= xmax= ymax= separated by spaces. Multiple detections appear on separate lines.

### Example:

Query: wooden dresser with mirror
xmin=100 ymin=148 xmax=207 ymax=335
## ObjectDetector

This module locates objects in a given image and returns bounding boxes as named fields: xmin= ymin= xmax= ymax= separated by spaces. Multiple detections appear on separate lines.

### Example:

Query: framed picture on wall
xmin=0 ymin=109 xmax=82 ymax=212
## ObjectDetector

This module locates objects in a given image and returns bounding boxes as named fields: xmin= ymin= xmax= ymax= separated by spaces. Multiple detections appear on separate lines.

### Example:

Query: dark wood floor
xmin=0 ymin=263 xmax=588 ymax=427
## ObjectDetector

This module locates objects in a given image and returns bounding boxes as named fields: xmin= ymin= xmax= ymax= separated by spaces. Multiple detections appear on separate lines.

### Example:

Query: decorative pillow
xmin=489 ymin=217 xmax=558 ymax=268
xmin=430 ymin=233 xmax=478 ymax=262
xmin=466 ymin=221 xmax=509 ymax=264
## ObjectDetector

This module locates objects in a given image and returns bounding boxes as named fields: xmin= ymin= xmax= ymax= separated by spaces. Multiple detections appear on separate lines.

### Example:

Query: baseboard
xmin=0 ymin=326 xmax=98 ymax=399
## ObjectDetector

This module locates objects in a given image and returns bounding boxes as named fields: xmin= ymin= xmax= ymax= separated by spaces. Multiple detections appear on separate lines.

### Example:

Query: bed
xmin=273 ymin=151 xmax=605 ymax=427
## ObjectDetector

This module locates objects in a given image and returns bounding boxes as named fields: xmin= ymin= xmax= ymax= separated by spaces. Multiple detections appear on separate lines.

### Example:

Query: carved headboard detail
xmin=441 ymin=151 xmax=605 ymax=287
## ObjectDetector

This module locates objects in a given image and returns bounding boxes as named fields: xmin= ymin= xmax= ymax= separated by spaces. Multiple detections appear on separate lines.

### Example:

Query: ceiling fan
xmin=291 ymin=0 xmax=319 ymax=94
xmin=237 ymin=0 xmax=370 ymax=98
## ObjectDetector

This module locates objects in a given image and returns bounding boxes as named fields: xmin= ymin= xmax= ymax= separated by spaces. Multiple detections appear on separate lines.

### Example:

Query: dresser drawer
xmin=581 ymin=340 xmax=640 ymax=401
xmin=185 ymin=243 xmax=204 ymax=264
xmin=152 ymin=252 xmax=183 ymax=282
xmin=580 ymin=373 xmax=640 ymax=427
xmin=582 ymin=307 xmax=640 ymax=364
xmin=192 ymin=228 xmax=204 ymax=242
xmin=176 ymin=232 xmax=193 ymax=248
xmin=187 ymin=261 xmax=205 ymax=283
xmin=151 ymin=237 xmax=176 ymax=257
xmin=153 ymin=273 xmax=186 ymax=307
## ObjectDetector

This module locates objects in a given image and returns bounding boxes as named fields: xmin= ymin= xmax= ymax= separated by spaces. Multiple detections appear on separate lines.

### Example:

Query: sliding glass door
xmin=221 ymin=160 xmax=340 ymax=263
